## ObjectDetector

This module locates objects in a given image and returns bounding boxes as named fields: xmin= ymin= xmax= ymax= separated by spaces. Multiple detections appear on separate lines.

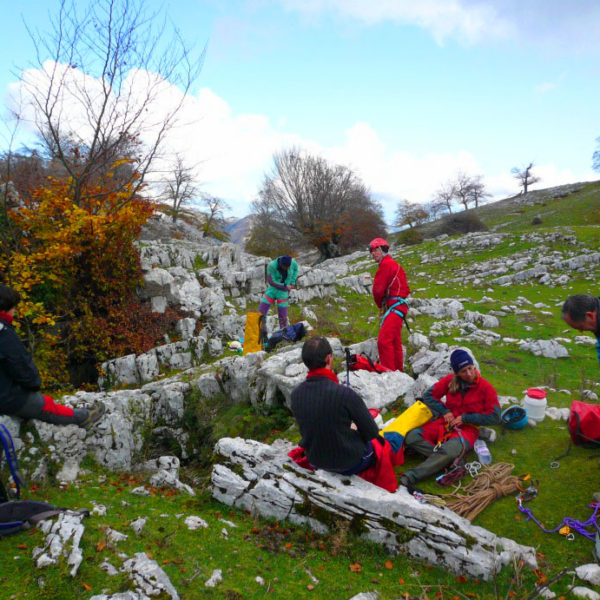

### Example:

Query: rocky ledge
xmin=211 ymin=437 xmax=537 ymax=581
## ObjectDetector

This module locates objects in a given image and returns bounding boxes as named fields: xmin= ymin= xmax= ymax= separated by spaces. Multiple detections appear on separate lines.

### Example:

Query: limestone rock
xmin=576 ymin=563 xmax=600 ymax=586
xmin=340 ymin=370 xmax=415 ymax=410
xmin=571 ymin=587 xmax=600 ymax=600
xmin=520 ymin=339 xmax=569 ymax=359
xmin=33 ymin=511 xmax=87 ymax=576
xmin=122 ymin=552 xmax=180 ymax=600
xmin=211 ymin=437 xmax=536 ymax=581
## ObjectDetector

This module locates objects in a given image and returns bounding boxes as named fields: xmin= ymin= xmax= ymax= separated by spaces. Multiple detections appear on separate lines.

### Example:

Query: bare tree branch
xmin=511 ymin=162 xmax=540 ymax=195
xmin=160 ymin=153 xmax=199 ymax=222
xmin=18 ymin=0 xmax=204 ymax=208
xmin=249 ymin=147 xmax=386 ymax=259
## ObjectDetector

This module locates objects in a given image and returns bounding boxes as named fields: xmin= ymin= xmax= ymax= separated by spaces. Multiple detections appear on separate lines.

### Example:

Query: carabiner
xmin=465 ymin=461 xmax=481 ymax=477
xmin=550 ymin=462 xmax=560 ymax=469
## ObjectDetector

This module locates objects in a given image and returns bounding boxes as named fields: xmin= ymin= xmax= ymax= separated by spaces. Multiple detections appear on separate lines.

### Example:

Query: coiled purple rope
xmin=517 ymin=501 xmax=600 ymax=541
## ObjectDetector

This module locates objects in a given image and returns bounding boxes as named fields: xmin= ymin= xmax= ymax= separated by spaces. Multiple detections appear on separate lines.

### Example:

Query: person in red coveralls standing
xmin=369 ymin=237 xmax=410 ymax=371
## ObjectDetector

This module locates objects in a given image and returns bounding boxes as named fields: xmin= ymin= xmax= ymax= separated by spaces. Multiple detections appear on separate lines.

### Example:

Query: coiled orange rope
xmin=435 ymin=462 xmax=520 ymax=521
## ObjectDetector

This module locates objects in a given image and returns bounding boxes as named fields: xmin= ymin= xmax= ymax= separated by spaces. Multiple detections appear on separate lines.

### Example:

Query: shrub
xmin=0 ymin=171 xmax=193 ymax=388
xmin=435 ymin=212 xmax=489 ymax=236
xmin=396 ymin=228 xmax=424 ymax=246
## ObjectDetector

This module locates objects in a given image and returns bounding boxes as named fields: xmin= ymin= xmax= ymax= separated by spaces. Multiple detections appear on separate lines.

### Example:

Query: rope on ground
xmin=442 ymin=462 xmax=520 ymax=521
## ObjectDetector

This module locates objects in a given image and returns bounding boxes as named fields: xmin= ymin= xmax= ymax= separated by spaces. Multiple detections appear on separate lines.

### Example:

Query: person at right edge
xmin=369 ymin=237 xmax=410 ymax=371
xmin=561 ymin=294 xmax=600 ymax=368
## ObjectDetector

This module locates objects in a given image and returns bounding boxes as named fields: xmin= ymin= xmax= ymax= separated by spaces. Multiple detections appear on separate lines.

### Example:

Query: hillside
xmin=420 ymin=180 xmax=599 ymax=239
xmin=2 ymin=179 xmax=600 ymax=599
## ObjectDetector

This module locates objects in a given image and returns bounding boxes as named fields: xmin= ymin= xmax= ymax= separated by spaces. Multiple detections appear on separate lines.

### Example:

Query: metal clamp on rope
xmin=516 ymin=486 xmax=538 ymax=504
xmin=465 ymin=461 xmax=482 ymax=477
xmin=550 ymin=461 xmax=560 ymax=469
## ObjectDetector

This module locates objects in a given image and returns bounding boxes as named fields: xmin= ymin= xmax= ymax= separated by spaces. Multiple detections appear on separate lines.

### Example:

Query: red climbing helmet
xmin=368 ymin=237 xmax=389 ymax=252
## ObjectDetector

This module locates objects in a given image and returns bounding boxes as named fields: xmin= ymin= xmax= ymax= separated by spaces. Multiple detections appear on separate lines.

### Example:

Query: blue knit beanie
xmin=279 ymin=255 xmax=292 ymax=268
xmin=450 ymin=349 xmax=474 ymax=373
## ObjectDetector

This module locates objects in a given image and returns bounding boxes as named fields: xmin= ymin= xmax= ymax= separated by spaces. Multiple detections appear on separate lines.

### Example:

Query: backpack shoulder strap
xmin=0 ymin=425 xmax=25 ymax=499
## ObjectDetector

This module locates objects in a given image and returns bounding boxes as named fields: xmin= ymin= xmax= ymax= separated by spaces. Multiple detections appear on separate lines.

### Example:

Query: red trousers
xmin=377 ymin=311 xmax=404 ymax=371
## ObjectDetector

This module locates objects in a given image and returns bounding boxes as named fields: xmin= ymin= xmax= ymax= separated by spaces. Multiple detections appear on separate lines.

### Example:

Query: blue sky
xmin=1 ymin=0 xmax=599 ymax=223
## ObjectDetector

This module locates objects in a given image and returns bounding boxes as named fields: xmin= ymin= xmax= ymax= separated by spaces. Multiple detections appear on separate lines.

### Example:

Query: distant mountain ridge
xmin=225 ymin=214 xmax=255 ymax=246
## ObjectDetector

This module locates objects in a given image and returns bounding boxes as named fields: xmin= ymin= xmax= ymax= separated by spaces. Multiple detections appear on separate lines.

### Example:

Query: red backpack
xmin=347 ymin=353 xmax=392 ymax=374
xmin=568 ymin=400 xmax=600 ymax=447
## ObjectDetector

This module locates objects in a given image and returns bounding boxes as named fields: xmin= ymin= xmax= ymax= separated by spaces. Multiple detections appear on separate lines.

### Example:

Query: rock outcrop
xmin=211 ymin=437 xmax=537 ymax=581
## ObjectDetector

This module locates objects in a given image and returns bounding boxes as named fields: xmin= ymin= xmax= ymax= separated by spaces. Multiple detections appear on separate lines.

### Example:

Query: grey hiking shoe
xmin=80 ymin=402 xmax=106 ymax=431
xmin=478 ymin=426 xmax=497 ymax=443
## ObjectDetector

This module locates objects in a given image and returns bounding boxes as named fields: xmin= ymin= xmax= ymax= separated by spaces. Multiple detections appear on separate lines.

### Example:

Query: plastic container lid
xmin=526 ymin=388 xmax=547 ymax=399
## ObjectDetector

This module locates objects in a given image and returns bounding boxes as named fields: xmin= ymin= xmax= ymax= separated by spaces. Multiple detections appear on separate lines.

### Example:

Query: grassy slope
xmin=2 ymin=181 xmax=600 ymax=600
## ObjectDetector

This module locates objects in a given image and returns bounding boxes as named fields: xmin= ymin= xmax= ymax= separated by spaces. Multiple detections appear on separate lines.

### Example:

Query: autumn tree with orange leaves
xmin=0 ymin=162 xmax=184 ymax=388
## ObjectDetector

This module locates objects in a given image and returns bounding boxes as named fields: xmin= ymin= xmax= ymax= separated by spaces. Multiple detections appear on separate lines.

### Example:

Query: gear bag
xmin=347 ymin=353 xmax=392 ymax=374
xmin=568 ymin=400 xmax=600 ymax=447
xmin=264 ymin=322 xmax=306 ymax=352
xmin=243 ymin=312 xmax=267 ymax=355
xmin=380 ymin=400 xmax=433 ymax=438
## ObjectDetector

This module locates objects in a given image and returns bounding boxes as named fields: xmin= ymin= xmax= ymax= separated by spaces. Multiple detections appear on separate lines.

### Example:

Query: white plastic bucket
xmin=523 ymin=388 xmax=547 ymax=422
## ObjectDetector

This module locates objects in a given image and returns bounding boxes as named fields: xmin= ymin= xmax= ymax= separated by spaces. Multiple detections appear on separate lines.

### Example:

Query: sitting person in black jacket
xmin=0 ymin=284 xmax=104 ymax=429
xmin=291 ymin=336 xmax=380 ymax=474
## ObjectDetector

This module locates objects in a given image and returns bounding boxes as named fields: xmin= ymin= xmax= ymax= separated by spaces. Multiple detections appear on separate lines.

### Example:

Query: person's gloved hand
xmin=383 ymin=432 xmax=404 ymax=453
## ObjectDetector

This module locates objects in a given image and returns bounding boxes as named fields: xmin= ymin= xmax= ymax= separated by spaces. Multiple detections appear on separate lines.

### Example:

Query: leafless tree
xmin=511 ymin=162 xmax=540 ymax=195
xmin=439 ymin=172 xmax=491 ymax=211
xmin=433 ymin=183 xmax=456 ymax=214
xmin=424 ymin=198 xmax=448 ymax=221
xmin=467 ymin=175 xmax=492 ymax=208
xmin=161 ymin=154 xmax=198 ymax=222
xmin=18 ymin=0 xmax=204 ymax=209
xmin=200 ymin=194 xmax=230 ymax=241
xmin=250 ymin=147 xmax=385 ymax=260
xmin=453 ymin=171 xmax=476 ymax=211
xmin=394 ymin=199 xmax=429 ymax=229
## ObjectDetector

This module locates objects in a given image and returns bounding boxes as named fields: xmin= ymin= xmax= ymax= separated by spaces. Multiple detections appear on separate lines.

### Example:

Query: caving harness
xmin=380 ymin=296 xmax=410 ymax=332
xmin=435 ymin=428 xmax=469 ymax=487
xmin=378 ymin=260 xmax=410 ymax=333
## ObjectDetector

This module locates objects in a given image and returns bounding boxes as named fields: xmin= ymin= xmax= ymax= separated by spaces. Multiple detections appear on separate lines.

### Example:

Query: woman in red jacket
xmin=400 ymin=348 xmax=500 ymax=487
xmin=369 ymin=238 xmax=410 ymax=371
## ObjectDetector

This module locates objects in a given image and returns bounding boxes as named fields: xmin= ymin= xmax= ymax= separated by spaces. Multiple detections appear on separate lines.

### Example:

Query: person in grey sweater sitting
xmin=290 ymin=336 xmax=381 ymax=475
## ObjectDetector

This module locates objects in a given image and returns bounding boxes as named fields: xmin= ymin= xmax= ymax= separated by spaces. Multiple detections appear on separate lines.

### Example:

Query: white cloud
xmin=320 ymin=121 xmax=482 ymax=218
xmin=277 ymin=0 xmax=600 ymax=53
xmin=278 ymin=0 xmax=512 ymax=45
xmin=534 ymin=71 xmax=567 ymax=94
xmin=6 ymin=64 xmax=597 ymax=224
xmin=534 ymin=82 xmax=557 ymax=94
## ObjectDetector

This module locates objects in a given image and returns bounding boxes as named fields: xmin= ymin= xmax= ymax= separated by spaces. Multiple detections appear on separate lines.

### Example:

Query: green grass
xmin=1 ymin=476 xmax=547 ymax=600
